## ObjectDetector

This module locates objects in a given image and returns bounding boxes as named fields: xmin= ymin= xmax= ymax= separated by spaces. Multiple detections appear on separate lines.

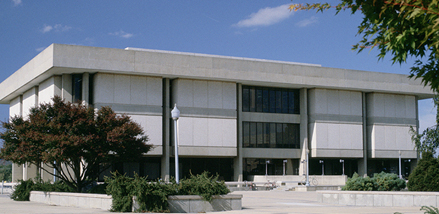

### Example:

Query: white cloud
xmin=233 ymin=4 xmax=293 ymax=28
xmin=35 ymin=47 xmax=46 ymax=52
xmin=109 ymin=30 xmax=134 ymax=39
xmin=41 ymin=24 xmax=72 ymax=33
xmin=296 ymin=16 xmax=318 ymax=27
xmin=12 ymin=0 xmax=22 ymax=6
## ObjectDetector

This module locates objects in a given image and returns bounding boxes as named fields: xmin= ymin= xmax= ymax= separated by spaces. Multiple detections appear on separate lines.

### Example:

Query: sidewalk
xmin=0 ymin=191 xmax=426 ymax=214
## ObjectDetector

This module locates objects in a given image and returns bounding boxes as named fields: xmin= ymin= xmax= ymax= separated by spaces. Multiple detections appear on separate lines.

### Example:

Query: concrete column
xmin=299 ymin=88 xmax=308 ymax=176
xmin=415 ymin=97 xmax=420 ymax=163
xmin=82 ymin=73 xmax=89 ymax=106
xmin=161 ymin=78 xmax=171 ymax=182
xmin=358 ymin=92 xmax=368 ymax=177
xmin=62 ymin=74 xmax=72 ymax=102
xmin=233 ymin=83 xmax=243 ymax=182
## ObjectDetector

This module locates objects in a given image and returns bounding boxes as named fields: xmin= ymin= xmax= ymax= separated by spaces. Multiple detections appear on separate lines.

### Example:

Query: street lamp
xmin=399 ymin=150 xmax=402 ymax=179
xmin=340 ymin=159 xmax=345 ymax=176
xmin=319 ymin=160 xmax=324 ymax=176
xmin=171 ymin=104 xmax=180 ymax=184
xmin=265 ymin=160 xmax=270 ymax=176
xmin=283 ymin=160 xmax=288 ymax=176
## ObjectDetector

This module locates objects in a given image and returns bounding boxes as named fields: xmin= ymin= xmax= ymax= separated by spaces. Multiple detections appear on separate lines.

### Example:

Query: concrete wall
xmin=367 ymin=93 xmax=417 ymax=158
xmin=318 ymin=190 xmax=439 ymax=207
xmin=171 ymin=79 xmax=237 ymax=157
xmin=38 ymin=76 xmax=62 ymax=104
xmin=167 ymin=194 xmax=242 ymax=213
xmin=30 ymin=191 xmax=112 ymax=211
xmin=308 ymin=89 xmax=363 ymax=158
xmin=93 ymin=73 xmax=163 ymax=154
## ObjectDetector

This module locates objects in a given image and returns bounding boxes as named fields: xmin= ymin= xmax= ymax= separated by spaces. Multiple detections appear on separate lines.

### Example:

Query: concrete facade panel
xmin=129 ymin=114 xmax=162 ymax=147
xmin=177 ymin=117 xmax=194 ymax=146
xmin=208 ymin=81 xmax=222 ymax=109
xmin=9 ymin=96 xmax=21 ymax=117
xmin=193 ymin=80 xmax=208 ymax=108
xmin=114 ymin=75 xmax=131 ymax=104
xmin=94 ymin=73 xmax=114 ymax=103
xmin=193 ymin=118 xmax=208 ymax=146
xmin=146 ymin=77 xmax=162 ymax=106
xmin=23 ymin=87 xmax=38 ymax=118
xmin=222 ymin=82 xmax=236 ymax=110
xmin=130 ymin=76 xmax=147 ymax=105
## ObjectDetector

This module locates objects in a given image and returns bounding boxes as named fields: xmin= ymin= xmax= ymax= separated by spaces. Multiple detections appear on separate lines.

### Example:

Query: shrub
xmin=343 ymin=172 xmax=405 ymax=191
xmin=105 ymin=172 xmax=134 ymax=212
xmin=408 ymin=152 xmax=439 ymax=191
xmin=178 ymin=171 xmax=230 ymax=202
xmin=342 ymin=173 xmax=374 ymax=191
xmin=372 ymin=172 xmax=406 ymax=191
xmin=105 ymin=171 xmax=230 ymax=212
xmin=10 ymin=179 xmax=75 ymax=201
xmin=10 ymin=179 xmax=35 ymax=201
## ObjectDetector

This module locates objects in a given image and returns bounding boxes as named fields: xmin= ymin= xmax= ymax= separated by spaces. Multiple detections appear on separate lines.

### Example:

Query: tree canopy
xmin=0 ymin=96 xmax=152 ymax=192
xmin=290 ymin=0 xmax=439 ymax=92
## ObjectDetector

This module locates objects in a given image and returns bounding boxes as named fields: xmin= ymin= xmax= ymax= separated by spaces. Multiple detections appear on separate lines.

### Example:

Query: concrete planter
xmin=318 ymin=190 xmax=439 ymax=207
xmin=166 ymin=194 xmax=243 ymax=213
xmin=29 ymin=191 xmax=112 ymax=210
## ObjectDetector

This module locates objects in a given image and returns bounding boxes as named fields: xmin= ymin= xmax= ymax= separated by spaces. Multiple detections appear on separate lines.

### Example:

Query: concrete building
xmin=0 ymin=44 xmax=433 ymax=182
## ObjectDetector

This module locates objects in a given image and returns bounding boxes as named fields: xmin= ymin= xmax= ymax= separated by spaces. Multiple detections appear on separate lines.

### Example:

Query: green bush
xmin=343 ymin=172 xmax=406 ymax=191
xmin=10 ymin=179 xmax=35 ymax=201
xmin=105 ymin=171 xmax=230 ymax=212
xmin=11 ymin=179 xmax=76 ymax=201
xmin=372 ymin=172 xmax=406 ymax=191
xmin=407 ymin=152 xmax=439 ymax=191
xmin=342 ymin=173 xmax=374 ymax=191
xmin=105 ymin=172 xmax=135 ymax=212
xmin=178 ymin=171 xmax=230 ymax=202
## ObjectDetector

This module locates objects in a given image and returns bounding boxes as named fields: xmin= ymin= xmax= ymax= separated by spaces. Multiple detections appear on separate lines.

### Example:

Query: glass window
xmin=275 ymin=90 xmax=282 ymax=113
xmin=288 ymin=90 xmax=295 ymax=114
xmin=72 ymin=74 xmax=82 ymax=103
xmin=242 ymin=87 xmax=249 ymax=112
xmin=270 ymin=123 xmax=276 ymax=148
xmin=249 ymin=87 xmax=255 ymax=112
xmin=276 ymin=123 xmax=283 ymax=147
xmin=283 ymin=124 xmax=290 ymax=147
xmin=257 ymin=123 xmax=263 ymax=147
xmin=256 ymin=89 xmax=263 ymax=112
xmin=264 ymin=123 xmax=270 ymax=148
xmin=243 ymin=122 xmax=249 ymax=148
xmin=269 ymin=89 xmax=276 ymax=113
xmin=282 ymin=90 xmax=289 ymax=113
xmin=250 ymin=122 xmax=256 ymax=147
xmin=262 ymin=89 xmax=269 ymax=112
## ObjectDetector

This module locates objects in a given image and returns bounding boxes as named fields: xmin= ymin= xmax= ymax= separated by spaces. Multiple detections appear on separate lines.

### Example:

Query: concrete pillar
xmin=161 ymin=78 xmax=171 ymax=182
xmin=82 ymin=73 xmax=89 ymax=106
xmin=233 ymin=83 xmax=243 ymax=182
xmin=62 ymin=74 xmax=72 ymax=102
xmin=299 ymin=88 xmax=308 ymax=176
xmin=358 ymin=92 xmax=368 ymax=177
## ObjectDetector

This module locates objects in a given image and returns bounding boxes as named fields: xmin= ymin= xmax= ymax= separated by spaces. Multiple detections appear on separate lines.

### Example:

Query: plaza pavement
xmin=0 ymin=190 xmax=426 ymax=214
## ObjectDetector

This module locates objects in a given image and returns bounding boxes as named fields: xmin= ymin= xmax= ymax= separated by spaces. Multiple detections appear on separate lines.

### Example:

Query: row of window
xmin=242 ymin=86 xmax=300 ymax=114
xmin=243 ymin=122 xmax=300 ymax=149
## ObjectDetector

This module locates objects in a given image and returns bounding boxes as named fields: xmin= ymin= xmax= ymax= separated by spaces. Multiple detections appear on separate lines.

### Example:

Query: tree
xmin=407 ymin=151 xmax=439 ymax=191
xmin=290 ymin=0 xmax=439 ymax=92
xmin=0 ymin=96 xmax=152 ymax=192
xmin=411 ymin=95 xmax=439 ymax=154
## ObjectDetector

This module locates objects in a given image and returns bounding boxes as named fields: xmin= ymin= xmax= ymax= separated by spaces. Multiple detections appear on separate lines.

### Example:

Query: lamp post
xmin=283 ymin=160 xmax=288 ymax=176
xmin=306 ymin=150 xmax=310 ymax=186
xmin=340 ymin=159 xmax=345 ymax=176
xmin=319 ymin=160 xmax=324 ymax=176
xmin=399 ymin=150 xmax=402 ymax=179
xmin=171 ymin=104 xmax=180 ymax=184
xmin=265 ymin=160 xmax=270 ymax=176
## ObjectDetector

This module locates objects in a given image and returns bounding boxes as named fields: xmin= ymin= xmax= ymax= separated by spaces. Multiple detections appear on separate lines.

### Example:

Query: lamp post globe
xmin=171 ymin=104 xmax=180 ymax=183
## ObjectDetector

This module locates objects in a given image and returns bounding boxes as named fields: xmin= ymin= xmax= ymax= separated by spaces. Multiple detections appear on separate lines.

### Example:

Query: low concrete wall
xmin=167 ymin=194 xmax=242 ymax=213
xmin=250 ymin=175 xmax=347 ymax=186
xmin=318 ymin=190 xmax=439 ymax=207
xmin=29 ymin=191 xmax=112 ymax=211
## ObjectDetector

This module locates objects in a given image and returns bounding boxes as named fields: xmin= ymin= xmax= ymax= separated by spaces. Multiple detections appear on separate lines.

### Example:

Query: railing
xmin=1 ymin=182 xmax=17 ymax=194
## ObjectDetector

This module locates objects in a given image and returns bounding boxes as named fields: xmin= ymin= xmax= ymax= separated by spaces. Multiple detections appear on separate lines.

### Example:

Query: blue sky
xmin=0 ymin=0 xmax=436 ymax=135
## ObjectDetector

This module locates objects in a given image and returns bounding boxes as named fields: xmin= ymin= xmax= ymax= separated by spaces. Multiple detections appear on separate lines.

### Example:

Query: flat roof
xmin=0 ymin=44 xmax=434 ymax=104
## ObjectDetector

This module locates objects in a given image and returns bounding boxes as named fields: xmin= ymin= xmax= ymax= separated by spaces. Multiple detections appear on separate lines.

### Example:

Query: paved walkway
xmin=0 ymin=191 xmax=427 ymax=214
